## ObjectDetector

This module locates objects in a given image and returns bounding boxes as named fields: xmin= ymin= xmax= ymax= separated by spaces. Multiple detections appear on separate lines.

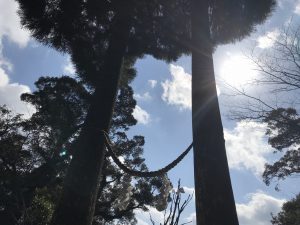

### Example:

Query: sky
xmin=0 ymin=0 xmax=300 ymax=224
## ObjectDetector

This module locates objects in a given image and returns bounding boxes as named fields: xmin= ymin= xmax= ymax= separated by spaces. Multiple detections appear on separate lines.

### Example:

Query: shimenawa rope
xmin=102 ymin=131 xmax=193 ymax=177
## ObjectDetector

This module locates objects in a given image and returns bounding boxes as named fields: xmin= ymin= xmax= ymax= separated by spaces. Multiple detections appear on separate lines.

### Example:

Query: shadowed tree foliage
xmin=150 ymin=180 xmax=193 ymax=225
xmin=262 ymin=108 xmax=300 ymax=186
xmin=16 ymin=0 xmax=276 ymax=224
xmin=190 ymin=0 xmax=276 ymax=224
xmin=0 ymin=106 xmax=33 ymax=225
xmin=225 ymin=24 xmax=300 ymax=188
xmin=0 ymin=77 xmax=171 ymax=225
xmin=16 ymin=2 xmax=191 ymax=224
xmin=271 ymin=193 xmax=300 ymax=225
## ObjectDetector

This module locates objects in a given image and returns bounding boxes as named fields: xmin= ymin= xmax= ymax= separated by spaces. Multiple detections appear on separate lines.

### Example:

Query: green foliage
xmin=271 ymin=194 xmax=300 ymax=225
xmin=15 ymin=1 xmax=277 ymax=224
xmin=17 ymin=0 xmax=276 ymax=86
xmin=0 ymin=76 xmax=171 ymax=225
xmin=17 ymin=0 xmax=191 ymax=86
xmin=208 ymin=0 xmax=276 ymax=45
xmin=263 ymin=108 xmax=300 ymax=186
xmin=0 ymin=106 xmax=35 ymax=225
xmin=23 ymin=187 xmax=60 ymax=225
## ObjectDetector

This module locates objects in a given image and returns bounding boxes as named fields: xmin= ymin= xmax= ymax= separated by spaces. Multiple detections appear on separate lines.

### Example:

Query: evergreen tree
xmin=262 ymin=108 xmax=300 ymax=186
xmin=190 ymin=1 xmax=275 ymax=224
xmin=16 ymin=2 xmax=191 ymax=224
xmin=16 ymin=1 xmax=277 ymax=224
xmin=271 ymin=193 xmax=300 ymax=225
xmin=0 ymin=77 xmax=171 ymax=225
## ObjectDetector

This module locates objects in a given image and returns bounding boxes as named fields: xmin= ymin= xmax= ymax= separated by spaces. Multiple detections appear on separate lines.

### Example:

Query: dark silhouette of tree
xmin=227 ymin=23 xmax=300 ymax=121
xmin=250 ymin=24 xmax=300 ymax=92
xmin=262 ymin=108 xmax=300 ymax=187
xmin=16 ymin=2 xmax=191 ymax=224
xmin=0 ymin=106 xmax=32 ymax=225
xmin=190 ymin=0 xmax=276 ymax=224
xmin=16 ymin=1 xmax=276 ymax=224
xmin=0 ymin=77 xmax=171 ymax=225
xmin=150 ymin=180 xmax=193 ymax=225
xmin=271 ymin=193 xmax=300 ymax=225
xmin=225 ymin=24 xmax=300 ymax=188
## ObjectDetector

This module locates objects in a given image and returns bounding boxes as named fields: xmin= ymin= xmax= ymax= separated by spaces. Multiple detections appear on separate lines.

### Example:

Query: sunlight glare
xmin=220 ymin=55 xmax=257 ymax=86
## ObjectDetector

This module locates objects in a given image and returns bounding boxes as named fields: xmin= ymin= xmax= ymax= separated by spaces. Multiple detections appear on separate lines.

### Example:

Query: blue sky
xmin=0 ymin=1 xmax=300 ymax=224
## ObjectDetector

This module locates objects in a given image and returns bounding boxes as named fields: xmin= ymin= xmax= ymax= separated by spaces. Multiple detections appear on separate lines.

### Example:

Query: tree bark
xmin=191 ymin=0 xmax=239 ymax=225
xmin=50 ymin=7 xmax=132 ymax=225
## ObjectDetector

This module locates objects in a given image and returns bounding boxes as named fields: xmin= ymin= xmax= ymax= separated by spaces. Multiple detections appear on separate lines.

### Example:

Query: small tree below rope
xmin=149 ymin=180 xmax=193 ymax=225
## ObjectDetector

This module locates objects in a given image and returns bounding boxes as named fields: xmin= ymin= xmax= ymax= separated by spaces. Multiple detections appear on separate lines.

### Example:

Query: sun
xmin=219 ymin=55 xmax=257 ymax=86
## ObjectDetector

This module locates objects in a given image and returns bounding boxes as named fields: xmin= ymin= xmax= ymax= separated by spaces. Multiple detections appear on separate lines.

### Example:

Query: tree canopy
xmin=0 ymin=76 xmax=171 ymax=225
xmin=15 ymin=1 xmax=277 ymax=225
xmin=263 ymin=108 xmax=300 ymax=186
xmin=227 ymin=23 xmax=300 ymax=187
xmin=17 ymin=0 xmax=192 ymax=85
xmin=271 ymin=193 xmax=300 ymax=225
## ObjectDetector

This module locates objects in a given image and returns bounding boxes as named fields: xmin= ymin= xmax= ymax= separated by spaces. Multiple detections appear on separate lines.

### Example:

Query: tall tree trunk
xmin=50 ymin=8 xmax=132 ymax=225
xmin=191 ymin=0 xmax=239 ymax=225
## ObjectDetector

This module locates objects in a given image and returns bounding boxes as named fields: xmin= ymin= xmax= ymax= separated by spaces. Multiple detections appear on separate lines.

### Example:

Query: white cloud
xmin=257 ymin=30 xmax=279 ymax=49
xmin=0 ymin=0 xmax=33 ymax=118
xmin=132 ymin=105 xmax=151 ymax=125
xmin=162 ymin=64 xmax=221 ymax=110
xmin=135 ymin=207 xmax=164 ymax=225
xmin=148 ymin=79 xmax=157 ymax=88
xmin=181 ymin=186 xmax=195 ymax=196
xmin=237 ymin=191 xmax=285 ymax=225
xmin=0 ymin=67 xmax=9 ymax=86
xmin=161 ymin=64 xmax=191 ymax=110
xmin=294 ymin=0 xmax=300 ymax=14
xmin=134 ymin=92 xmax=152 ymax=101
xmin=134 ymin=190 xmax=285 ymax=225
xmin=63 ymin=57 xmax=76 ymax=75
xmin=0 ymin=67 xmax=34 ymax=118
xmin=0 ymin=0 xmax=30 ymax=48
xmin=168 ymin=191 xmax=285 ymax=225
xmin=0 ymin=0 xmax=30 ymax=86
xmin=225 ymin=121 xmax=272 ymax=175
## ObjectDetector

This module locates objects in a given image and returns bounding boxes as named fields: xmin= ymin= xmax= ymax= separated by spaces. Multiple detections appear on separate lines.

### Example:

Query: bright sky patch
xmin=161 ymin=64 xmax=191 ymax=110
xmin=220 ymin=55 xmax=258 ymax=87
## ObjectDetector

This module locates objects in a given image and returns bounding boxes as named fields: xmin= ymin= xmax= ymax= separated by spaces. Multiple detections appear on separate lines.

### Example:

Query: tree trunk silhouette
xmin=50 ymin=9 xmax=132 ymax=225
xmin=191 ymin=0 xmax=239 ymax=225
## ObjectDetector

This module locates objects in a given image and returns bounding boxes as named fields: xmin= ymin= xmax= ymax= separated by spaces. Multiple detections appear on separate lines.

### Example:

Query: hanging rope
xmin=102 ymin=131 xmax=193 ymax=177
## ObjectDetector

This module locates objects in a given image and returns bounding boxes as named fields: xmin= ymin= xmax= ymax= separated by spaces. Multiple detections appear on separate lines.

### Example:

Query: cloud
xmin=63 ymin=57 xmax=76 ymax=75
xmin=135 ymin=207 xmax=164 ymax=225
xmin=170 ymin=191 xmax=285 ymax=225
xmin=0 ymin=0 xmax=30 ymax=80
xmin=294 ymin=0 xmax=300 ymax=14
xmin=257 ymin=29 xmax=279 ymax=49
xmin=0 ymin=1 xmax=33 ymax=118
xmin=148 ymin=80 xmax=157 ymax=88
xmin=162 ymin=65 xmax=220 ymax=110
xmin=0 ymin=0 xmax=30 ymax=48
xmin=134 ymin=190 xmax=284 ymax=225
xmin=134 ymin=92 xmax=152 ymax=101
xmin=0 ymin=67 xmax=35 ymax=118
xmin=132 ymin=105 xmax=151 ymax=125
xmin=237 ymin=191 xmax=285 ymax=225
xmin=181 ymin=186 xmax=195 ymax=196
xmin=161 ymin=64 xmax=191 ymax=110
xmin=225 ymin=121 xmax=272 ymax=175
